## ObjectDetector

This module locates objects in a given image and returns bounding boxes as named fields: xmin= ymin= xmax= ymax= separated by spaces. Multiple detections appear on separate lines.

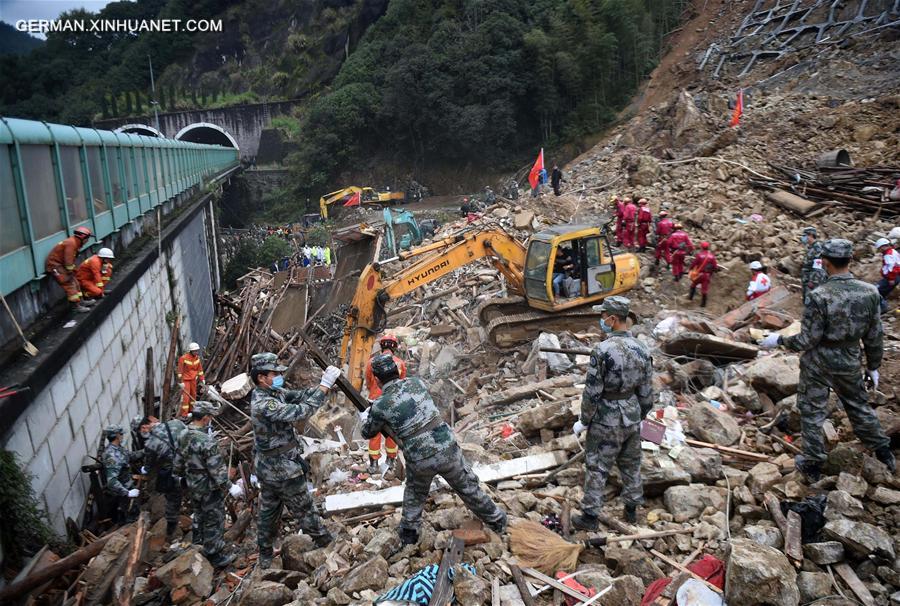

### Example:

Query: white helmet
xmin=188 ymin=342 xmax=201 ymax=352
xmin=749 ymin=261 xmax=763 ymax=271
xmin=874 ymin=237 xmax=891 ymax=249
xmin=98 ymin=247 xmax=115 ymax=259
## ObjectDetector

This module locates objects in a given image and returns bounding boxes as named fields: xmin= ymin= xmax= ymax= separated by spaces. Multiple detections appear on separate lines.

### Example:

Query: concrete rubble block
xmin=802 ymin=541 xmax=845 ymax=565
xmin=663 ymin=484 xmax=728 ymax=522
xmin=742 ymin=524 xmax=784 ymax=549
xmin=155 ymin=546 xmax=214 ymax=604
xmin=747 ymin=462 xmax=782 ymax=499
xmin=343 ymin=555 xmax=389 ymax=594
xmin=824 ymin=519 xmax=895 ymax=560
xmin=871 ymin=486 xmax=900 ymax=506
xmin=606 ymin=546 xmax=666 ymax=587
xmin=483 ymin=375 xmax=575 ymax=408
xmin=677 ymin=446 xmax=723 ymax=483
xmin=280 ymin=534 xmax=315 ymax=573
xmin=597 ymin=574 xmax=646 ymax=606
xmin=824 ymin=443 xmax=865 ymax=476
xmin=824 ymin=490 xmax=865 ymax=520
xmin=239 ymin=580 xmax=294 ymax=606
xmin=292 ymin=581 xmax=322 ymax=602
xmin=498 ymin=583 xmax=527 ymax=606
xmin=364 ymin=527 xmax=402 ymax=559
xmin=744 ymin=355 xmax=800 ymax=400
xmin=513 ymin=210 xmax=535 ymax=230
xmin=260 ymin=569 xmax=305 ymax=590
xmin=515 ymin=399 xmax=577 ymax=436
xmin=725 ymin=538 xmax=800 ymax=606
xmin=491 ymin=207 xmax=511 ymax=219
xmin=686 ymin=401 xmax=741 ymax=446
xmin=641 ymin=457 xmax=691 ymax=496
xmin=325 ymin=587 xmax=351 ymax=604
xmin=452 ymin=565 xmax=490 ymax=605
xmin=835 ymin=472 xmax=868 ymax=498
xmin=630 ymin=155 xmax=661 ymax=186
xmin=431 ymin=345 xmax=460 ymax=377
xmin=82 ymin=530 xmax=133 ymax=604
xmin=797 ymin=571 xmax=833 ymax=603
xmin=726 ymin=381 xmax=762 ymax=412
xmin=523 ymin=332 xmax=573 ymax=375
xmin=574 ymin=564 xmax=613 ymax=591
xmin=672 ymin=89 xmax=704 ymax=145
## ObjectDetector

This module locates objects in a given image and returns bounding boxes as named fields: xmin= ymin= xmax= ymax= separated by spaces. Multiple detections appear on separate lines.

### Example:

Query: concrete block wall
xmin=0 ymin=208 xmax=215 ymax=534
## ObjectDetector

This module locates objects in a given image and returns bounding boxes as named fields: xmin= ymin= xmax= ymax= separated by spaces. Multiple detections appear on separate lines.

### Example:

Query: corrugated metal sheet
xmin=177 ymin=211 xmax=215 ymax=347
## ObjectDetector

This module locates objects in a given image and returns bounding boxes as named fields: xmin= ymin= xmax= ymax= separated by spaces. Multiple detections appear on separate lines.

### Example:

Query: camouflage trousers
xmin=154 ymin=470 xmax=183 ymax=528
xmin=191 ymin=489 xmax=226 ymax=562
xmin=257 ymin=475 xmax=329 ymax=558
xmin=797 ymin=366 xmax=890 ymax=464
xmin=581 ymin=421 xmax=643 ymax=517
xmin=401 ymin=444 xmax=507 ymax=532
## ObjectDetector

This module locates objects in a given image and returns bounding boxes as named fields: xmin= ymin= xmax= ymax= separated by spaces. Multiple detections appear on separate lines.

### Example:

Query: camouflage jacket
xmin=174 ymin=424 xmax=231 ymax=495
xmin=801 ymin=241 xmax=827 ymax=287
xmin=250 ymin=384 xmax=325 ymax=482
xmin=103 ymin=443 xmax=140 ymax=496
xmin=144 ymin=419 xmax=187 ymax=472
xmin=781 ymin=273 xmax=883 ymax=373
xmin=361 ymin=377 xmax=454 ymax=463
xmin=581 ymin=331 xmax=654 ymax=427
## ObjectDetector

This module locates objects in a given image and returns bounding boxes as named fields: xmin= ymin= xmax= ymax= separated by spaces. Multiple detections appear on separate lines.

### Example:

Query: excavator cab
xmin=524 ymin=225 xmax=637 ymax=311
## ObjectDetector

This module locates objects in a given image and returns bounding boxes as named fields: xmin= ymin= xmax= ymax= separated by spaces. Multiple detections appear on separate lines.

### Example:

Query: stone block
xmin=49 ymin=368 xmax=77 ymax=418
xmin=747 ymin=462 xmax=781 ymax=499
xmin=798 ymin=572 xmax=832 ymax=603
xmin=47 ymin=412 xmax=74 ymax=461
xmin=664 ymin=484 xmax=727 ymax=522
xmin=343 ymin=556 xmax=389 ymax=594
xmin=835 ymin=472 xmax=868 ymax=498
xmin=63 ymin=430 xmax=89 ymax=484
xmin=3 ymin=416 xmax=34 ymax=461
xmin=824 ymin=519 xmax=895 ymax=559
xmin=86 ymin=332 xmax=103 ymax=369
xmin=68 ymin=386 xmax=90 ymax=431
xmin=686 ymin=401 xmax=741 ymax=446
xmin=44 ymin=460 xmax=72 ymax=524
xmin=803 ymin=541 xmax=844 ymax=565
xmin=824 ymin=490 xmax=864 ymax=520
xmin=70 ymin=348 xmax=91 ymax=391
xmin=82 ymin=402 xmax=103 ymax=449
xmin=725 ymin=538 xmax=799 ymax=606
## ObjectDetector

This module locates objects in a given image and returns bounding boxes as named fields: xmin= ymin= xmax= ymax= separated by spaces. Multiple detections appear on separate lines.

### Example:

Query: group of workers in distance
xmin=45 ymin=226 xmax=115 ymax=312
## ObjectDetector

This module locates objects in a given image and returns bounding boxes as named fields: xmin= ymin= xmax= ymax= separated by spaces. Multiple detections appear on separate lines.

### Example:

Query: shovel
xmin=1 ymin=293 xmax=38 ymax=357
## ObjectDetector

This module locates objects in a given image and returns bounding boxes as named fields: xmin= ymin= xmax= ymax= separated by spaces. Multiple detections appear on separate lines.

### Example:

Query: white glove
xmin=127 ymin=488 xmax=140 ymax=498
xmin=320 ymin=365 xmax=341 ymax=389
xmin=759 ymin=333 xmax=780 ymax=349
xmin=573 ymin=420 xmax=587 ymax=436
xmin=229 ymin=484 xmax=244 ymax=499
xmin=867 ymin=369 xmax=879 ymax=389
xmin=358 ymin=408 xmax=370 ymax=425
xmin=140 ymin=466 xmax=148 ymax=475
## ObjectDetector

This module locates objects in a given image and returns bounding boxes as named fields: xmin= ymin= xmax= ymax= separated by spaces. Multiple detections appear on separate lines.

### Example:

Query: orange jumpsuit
xmin=177 ymin=352 xmax=205 ymax=415
xmin=101 ymin=261 xmax=113 ymax=286
xmin=76 ymin=255 xmax=106 ymax=298
xmin=45 ymin=236 xmax=84 ymax=302
xmin=365 ymin=352 xmax=407 ymax=460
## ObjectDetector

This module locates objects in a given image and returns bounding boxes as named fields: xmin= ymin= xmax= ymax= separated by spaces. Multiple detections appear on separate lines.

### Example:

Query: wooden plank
xmin=661 ymin=332 xmax=759 ymax=362
xmin=521 ymin=567 xmax=592 ymax=603
xmin=160 ymin=317 xmax=180 ymax=420
xmin=509 ymin=565 xmax=536 ymax=606
xmin=763 ymin=492 xmax=789 ymax=537
xmin=116 ymin=512 xmax=148 ymax=606
xmin=785 ymin=510 xmax=803 ymax=564
xmin=491 ymin=577 xmax=501 ymax=606
xmin=765 ymin=190 xmax=819 ymax=216
xmin=685 ymin=439 xmax=771 ymax=462
xmin=428 ymin=537 xmax=464 ymax=606
xmin=718 ymin=286 xmax=791 ymax=329
xmin=833 ymin=562 xmax=876 ymax=606
xmin=650 ymin=549 xmax=723 ymax=595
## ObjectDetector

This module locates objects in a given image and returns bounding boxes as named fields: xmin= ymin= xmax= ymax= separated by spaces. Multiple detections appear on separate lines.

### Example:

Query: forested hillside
xmin=0 ymin=23 xmax=44 ymax=56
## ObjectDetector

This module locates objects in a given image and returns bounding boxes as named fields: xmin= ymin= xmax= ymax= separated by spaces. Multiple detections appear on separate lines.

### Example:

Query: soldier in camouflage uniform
xmin=174 ymin=401 xmax=243 ymax=567
xmin=137 ymin=415 xmax=188 ymax=538
xmin=249 ymin=353 xmax=341 ymax=568
xmin=572 ymin=296 xmax=654 ymax=529
xmin=361 ymin=354 xmax=507 ymax=545
xmin=800 ymin=226 xmax=827 ymax=306
xmin=760 ymin=239 xmax=895 ymax=481
xmin=102 ymin=425 xmax=142 ymax=524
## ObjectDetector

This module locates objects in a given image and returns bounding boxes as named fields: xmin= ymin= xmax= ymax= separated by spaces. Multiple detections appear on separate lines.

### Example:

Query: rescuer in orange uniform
xmin=364 ymin=334 xmax=407 ymax=473
xmin=76 ymin=247 xmax=115 ymax=299
xmin=45 ymin=226 xmax=93 ymax=312
xmin=177 ymin=342 xmax=205 ymax=417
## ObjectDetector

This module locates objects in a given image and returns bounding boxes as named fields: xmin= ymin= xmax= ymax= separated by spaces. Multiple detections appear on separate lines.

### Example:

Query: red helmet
xmin=700 ymin=241 xmax=710 ymax=249
xmin=73 ymin=226 xmax=92 ymax=239
xmin=380 ymin=334 xmax=399 ymax=349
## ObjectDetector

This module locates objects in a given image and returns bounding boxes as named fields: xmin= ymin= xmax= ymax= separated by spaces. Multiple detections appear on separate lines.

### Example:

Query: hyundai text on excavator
xmin=340 ymin=217 xmax=640 ymax=390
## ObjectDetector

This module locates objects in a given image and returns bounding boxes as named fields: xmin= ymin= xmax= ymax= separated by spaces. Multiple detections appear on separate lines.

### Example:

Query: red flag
xmin=528 ymin=148 xmax=544 ymax=189
xmin=343 ymin=191 xmax=361 ymax=207
xmin=729 ymin=89 xmax=743 ymax=127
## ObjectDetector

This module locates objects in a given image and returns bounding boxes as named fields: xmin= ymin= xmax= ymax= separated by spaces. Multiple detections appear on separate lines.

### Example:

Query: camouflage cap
xmin=104 ymin=425 xmax=124 ymax=439
xmin=130 ymin=414 xmax=145 ymax=432
xmin=370 ymin=353 xmax=399 ymax=380
xmin=821 ymin=238 xmax=852 ymax=259
xmin=802 ymin=226 xmax=817 ymax=235
xmin=191 ymin=400 xmax=221 ymax=417
xmin=250 ymin=352 xmax=288 ymax=373
xmin=592 ymin=295 xmax=630 ymax=318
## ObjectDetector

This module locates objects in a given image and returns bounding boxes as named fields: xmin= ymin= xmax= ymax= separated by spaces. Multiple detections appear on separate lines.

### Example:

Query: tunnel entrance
xmin=175 ymin=122 xmax=239 ymax=149
xmin=115 ymin=124 xmax=164 ymax=137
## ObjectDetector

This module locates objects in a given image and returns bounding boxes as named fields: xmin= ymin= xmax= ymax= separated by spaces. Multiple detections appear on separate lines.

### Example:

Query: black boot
xmin=875 ymin=447 xmax=896 ymax=473
xmin=166 ymin=520 xmax=178 ymax=540
xmin=701 ymin=294 xmax=708 ymax=308
xmin=674 ymin=273 xmax=681 ymax=282
xmin=399 ymin=528 xmax=419 ymax=545
xmin=209 ymin=551 xmax=236 ymax=569
xmin=688 ymin=286 xmax=696 ymax=300
xmin=571 ymin=513 xmax=599 ymax=531
xmin=314 ymin=531 xmax=334 ymax=548
xmin=794 ymin=455 xmax=822 ymax=483
xmin=624 ymin=504 xmax=637 ymax=524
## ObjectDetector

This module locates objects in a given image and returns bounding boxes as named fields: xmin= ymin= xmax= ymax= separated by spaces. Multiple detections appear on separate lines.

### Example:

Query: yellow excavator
xmin=340 ymin=218 xmax=640 ymax=390
xmin=319 ymin=186 xmax=406 ymax=219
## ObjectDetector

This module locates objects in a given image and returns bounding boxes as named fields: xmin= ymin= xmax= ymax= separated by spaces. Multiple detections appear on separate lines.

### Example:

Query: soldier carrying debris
xmin=102 ymin=425 xmax=143 ymax=524
xmin=249 ymin=353 xmax=340 ymax=568
xmin=572 ymin=296 xmax=654 ymax=529
xmin=135 ymin=415 xmax=188 ymax=539
xmin=360 ymin=354 xmax=508 ymax=545
xmin=760 ymin=239 xmax=895 ymax=481
xmin=800 ymin=226 xmax=826 ymax=306
xmin=174 ymin=400 xmax=244 ymax=568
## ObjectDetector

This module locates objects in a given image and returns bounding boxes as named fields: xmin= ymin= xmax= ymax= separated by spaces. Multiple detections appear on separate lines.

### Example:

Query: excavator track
xmin=478 ymin=300 xmax=605 ymax=348
xmin=475 ymin=296 xmax=530 ymax=325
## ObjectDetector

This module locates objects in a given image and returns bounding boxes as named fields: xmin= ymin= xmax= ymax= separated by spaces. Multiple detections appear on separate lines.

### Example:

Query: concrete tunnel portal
xmin=175 ymin=122 xmax=240 ymax=150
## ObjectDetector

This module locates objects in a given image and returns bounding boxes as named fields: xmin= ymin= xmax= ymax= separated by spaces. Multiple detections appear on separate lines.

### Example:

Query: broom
xmin=510 ymin=518 xmax=696 ymax=574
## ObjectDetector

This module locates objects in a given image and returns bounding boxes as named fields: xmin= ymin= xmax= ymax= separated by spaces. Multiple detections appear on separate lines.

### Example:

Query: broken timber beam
xmin=481 ymin=375 xmax=576 ymax=407
xmin=785 ymin=509 xmax=803 ymax=565
xmin=428 ymin=537 xmax=465 ymax=606
xmin=509 ymin=565 xmax=536 ymax=606
xmin=833 ymin=562 xmax=876 ymax=606
xmin=685 ymin=439 xmax=771 ymax=462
